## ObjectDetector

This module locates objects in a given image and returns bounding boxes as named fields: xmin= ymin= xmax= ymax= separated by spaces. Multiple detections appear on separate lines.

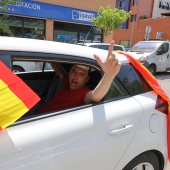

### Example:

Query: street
xmin=155 ymin=72 xmax=170 ymax=98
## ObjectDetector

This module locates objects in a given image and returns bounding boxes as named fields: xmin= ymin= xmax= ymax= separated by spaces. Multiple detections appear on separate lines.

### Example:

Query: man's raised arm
xmin=84 ymin=41 xmax=121 ymax=104
xmin=50 ymin=62 xmax=67 ymax=79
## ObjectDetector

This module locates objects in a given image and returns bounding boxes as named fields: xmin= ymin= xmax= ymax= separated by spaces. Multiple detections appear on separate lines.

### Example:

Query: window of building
xmin=0 ymin=15 xmax=45 ymax=39
xmin=159 ymin=0 xmax=170 ymax=10
xmin=116 ymin=0 xmax=126 ymax=8
xmin=131 ymin=14 xmax=137 ymax=22
xmin=120 ymin=40 xmax=131 ymax=50
xmin=120 ymin=1 xmax=126 ymax=8
xmin=54 ymin=21 xmax=102 ymax=44
xmin=133 ymin=0 xmax=138 ymax=5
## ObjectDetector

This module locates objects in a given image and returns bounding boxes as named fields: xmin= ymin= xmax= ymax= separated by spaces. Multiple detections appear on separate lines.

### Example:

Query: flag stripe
xmin=0 ymin=61 xmax=40 ymax=109
xmin=0 ymin=80 xmax=29 ymax=129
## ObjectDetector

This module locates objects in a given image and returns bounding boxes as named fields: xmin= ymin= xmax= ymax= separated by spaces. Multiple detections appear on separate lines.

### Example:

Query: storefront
xmin=1 ymin=0 xmax=103 ymax=43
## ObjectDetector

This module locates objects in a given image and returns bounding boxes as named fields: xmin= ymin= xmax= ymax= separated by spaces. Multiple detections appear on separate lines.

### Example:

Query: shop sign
xmin=4 ymin=0 xmax=97 ymax=25
xmin=72 ymin=10 xmax=95 ymax=22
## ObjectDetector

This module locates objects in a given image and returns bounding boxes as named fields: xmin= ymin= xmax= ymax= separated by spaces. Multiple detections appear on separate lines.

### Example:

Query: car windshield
xmin=130 ymin=42 xmax=163 ymax=53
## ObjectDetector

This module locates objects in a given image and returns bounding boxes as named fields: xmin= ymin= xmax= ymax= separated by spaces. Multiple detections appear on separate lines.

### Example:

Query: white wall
xmin=152 ymin=0 xmax=170 ymax=18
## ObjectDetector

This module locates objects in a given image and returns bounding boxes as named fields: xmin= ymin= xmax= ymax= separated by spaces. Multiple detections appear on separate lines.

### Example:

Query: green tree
xmin=0 ymin=0 xmax=21 ymax=10
xmin=0 ymin=0 xmax=21 ymax=36
xmin=92 ymin=5 xmax=131 ymax=36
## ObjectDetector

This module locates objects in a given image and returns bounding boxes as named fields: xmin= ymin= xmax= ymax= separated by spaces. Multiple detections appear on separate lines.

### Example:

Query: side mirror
xmin=156 ymin=49 xmax=163 ymax=55
xmin=0 ymin=55 xmax=13 ymax=70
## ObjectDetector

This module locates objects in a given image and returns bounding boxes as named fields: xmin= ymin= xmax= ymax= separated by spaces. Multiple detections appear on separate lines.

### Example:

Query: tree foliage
xmin=92 ymin=5 xmax=131 ymax=36
xmin=0 ymin=0 xmax=21 ymax=36
xmin=0 ymin=0 xmax=21 ymax=10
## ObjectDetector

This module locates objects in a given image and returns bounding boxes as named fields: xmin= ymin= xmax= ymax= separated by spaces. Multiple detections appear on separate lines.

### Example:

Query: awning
xmin=161 ymin=12 xmax=170 ymax=16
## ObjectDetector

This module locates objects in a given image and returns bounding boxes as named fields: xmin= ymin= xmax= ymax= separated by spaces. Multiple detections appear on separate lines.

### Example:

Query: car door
xmin=0 ymin=85 xmax=143 ymax=170
xmin=156 ymin=42 xmax=170 ymax=72
xmin=0 ymin=98 xmax=143 ymax=170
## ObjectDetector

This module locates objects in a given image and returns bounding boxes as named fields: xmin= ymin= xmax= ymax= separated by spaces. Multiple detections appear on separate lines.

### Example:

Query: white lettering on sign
xmin=72 ymin=10 xmax=95 ymax=22
xmin=14 ymin=2 xmax=41 ymax=10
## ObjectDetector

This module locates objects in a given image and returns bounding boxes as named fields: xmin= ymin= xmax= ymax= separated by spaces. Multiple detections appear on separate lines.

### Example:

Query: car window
xmin=13 ymin=61 xmax=53 ymax=73
xmin=98 ymin=45 xmax=109 ymax=50
xmin=104 ymin=79 xmax=127 ymax=100
xmin=89 ymin=44 xmax=124 ymax=51
xmin=89 ymin=45 xmax=100 ymax=49
xmin=113 ymin=46 xmax=123 ymax=51
xmin=116 ymin=65 xmax=151 ymax=96
xmin=158 ymin=42 xmax=169 ymax=54
xmin=104 ymin=64 xmax=152 ymax=101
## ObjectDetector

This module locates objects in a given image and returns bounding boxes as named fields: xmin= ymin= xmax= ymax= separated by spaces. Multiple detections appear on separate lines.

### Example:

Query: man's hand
xmin=93 ymin=41 xmax=121 ymax=78
xmin=84 ymin=40 xmax=122 ymax=104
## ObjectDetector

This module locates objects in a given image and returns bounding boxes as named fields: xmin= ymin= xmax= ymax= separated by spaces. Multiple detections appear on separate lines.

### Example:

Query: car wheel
xmin=148 ymin=65 xmax=156 ymax=75
xmin=122 ymin=151 xmax=159 ymax=170
xmin=13 ymin=65 xmax=25 ymax=73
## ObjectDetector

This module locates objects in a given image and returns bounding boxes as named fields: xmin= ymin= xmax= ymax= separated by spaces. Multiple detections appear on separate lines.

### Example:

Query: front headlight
xmin=138 ymin=56 xmax=147 ymax=63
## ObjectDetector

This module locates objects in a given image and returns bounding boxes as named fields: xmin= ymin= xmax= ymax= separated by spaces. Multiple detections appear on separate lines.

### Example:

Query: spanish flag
xmin=119 ymin=51 xmax=170 ymax=159
xmin=0 ymin=61 xmax=40 ymax=130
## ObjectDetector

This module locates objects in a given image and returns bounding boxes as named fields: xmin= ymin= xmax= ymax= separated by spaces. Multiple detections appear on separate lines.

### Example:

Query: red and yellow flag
xmin=119 ymin=51 xmax=170 ymax=159
xmin=0 ymin=61 xmax=40 ymax=130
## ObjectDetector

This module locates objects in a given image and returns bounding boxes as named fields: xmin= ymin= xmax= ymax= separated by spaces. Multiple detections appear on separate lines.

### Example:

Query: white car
xmin=77 ymin=42 xmax=126 ymax=52
xmin=13 ymin=61 xmax=44 ymax=72
xmin=0 ymin=36 xmax=169 ymax=170
xmin=128 ymin=41 xmax=170 ymax=75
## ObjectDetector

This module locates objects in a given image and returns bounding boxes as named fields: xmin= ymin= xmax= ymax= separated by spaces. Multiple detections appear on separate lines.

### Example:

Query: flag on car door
xmin=119 ymin=51 xmax=170 ymax=159
xmin=0 ymin=61 xmax=40 ymax=130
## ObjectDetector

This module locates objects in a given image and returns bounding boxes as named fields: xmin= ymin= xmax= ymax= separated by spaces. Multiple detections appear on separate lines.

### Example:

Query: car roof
xmin=77 ymin=42 xmax=124 ymax=47
xmin=0 ymin=36 xmax=129 ymax=64
xmin=137 ymin=41 xmax=166 ymax=43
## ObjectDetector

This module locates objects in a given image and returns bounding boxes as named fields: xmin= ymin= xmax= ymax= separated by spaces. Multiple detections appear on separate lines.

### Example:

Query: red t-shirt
xmin=39 ymin=75 xmax=90 ymax=113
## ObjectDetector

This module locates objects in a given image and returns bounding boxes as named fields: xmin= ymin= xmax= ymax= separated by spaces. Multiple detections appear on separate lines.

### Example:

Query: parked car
xmin=13 ymin=61 xmax=53 ymax=72
xmin=0 ymin=36 xmax=169 ymax=170
xmin=13 ymin=61 xmax=44 ymax=72
xmin=128 ymin=40 xmax=170 ymax=75
xmin=77 ymin=42 xmax=126 ymax=52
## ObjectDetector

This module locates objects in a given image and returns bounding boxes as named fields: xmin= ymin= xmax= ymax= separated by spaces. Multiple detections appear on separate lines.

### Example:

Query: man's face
xmin=69 ymin=65 xmax=89 ymax=90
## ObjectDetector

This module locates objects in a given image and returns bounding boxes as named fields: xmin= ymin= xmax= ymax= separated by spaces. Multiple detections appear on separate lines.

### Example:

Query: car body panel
xmin=115 ymin=91 xmax=168 ymax=169
xmin=0 ymin=96 xmax=144 ymax=170
xmin=77 ymin=42 xmax=126 ymax=52
xmin=0 ymin=37 xmax=128 ymax=64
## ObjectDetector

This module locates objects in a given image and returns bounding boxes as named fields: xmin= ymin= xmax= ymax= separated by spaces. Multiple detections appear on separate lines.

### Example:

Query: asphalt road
xmin=155 ymin=72 xmax=170 ymax=98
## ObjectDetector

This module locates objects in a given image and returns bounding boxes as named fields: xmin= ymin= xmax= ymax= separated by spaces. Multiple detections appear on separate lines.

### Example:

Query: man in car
xmin=39 ymin=41 xmax=121 ymax=113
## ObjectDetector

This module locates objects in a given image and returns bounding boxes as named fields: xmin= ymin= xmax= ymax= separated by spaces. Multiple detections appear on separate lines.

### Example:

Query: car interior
xmin=14 ymin=62 xmax=102 ymax=119
xmin=3 ymin=55 xmax=151 ymax=123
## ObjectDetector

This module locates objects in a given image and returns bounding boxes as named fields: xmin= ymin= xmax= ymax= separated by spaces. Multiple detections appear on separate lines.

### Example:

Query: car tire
xmin=13 ymin=65 xmax=25 ymax=73
xmin=148 ymin=65 xmax=156 ymax=75
xmin=122 ymin=151 xmax=159 ymax=170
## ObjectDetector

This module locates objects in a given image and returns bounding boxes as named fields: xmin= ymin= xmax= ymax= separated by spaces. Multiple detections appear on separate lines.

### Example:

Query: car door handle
xmin=108 ymin=124 xmax=133 ymax=136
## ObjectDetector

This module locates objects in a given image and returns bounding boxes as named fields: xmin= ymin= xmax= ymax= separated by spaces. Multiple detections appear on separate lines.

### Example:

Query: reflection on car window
xmin=105 ymin=79 xmax=126 ymax=100
xmin=89 ymin=45 xmax=99 ymax=49
xmin=116 ymin=65 xmax=147 ymax=96
xmin=114 ymin=46 xmax=123 ymax=51
xmin=158 ymin=43 xmax=169 ymax=54
xmin=13 ymin=61 xmax=53 ymax=73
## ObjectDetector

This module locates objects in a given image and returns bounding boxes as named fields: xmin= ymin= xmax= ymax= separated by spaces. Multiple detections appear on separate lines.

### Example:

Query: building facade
xmin=0 ymin=0 xmax=115 ymax=43
xmin=113 ymin=0 xmax=170 ymax=48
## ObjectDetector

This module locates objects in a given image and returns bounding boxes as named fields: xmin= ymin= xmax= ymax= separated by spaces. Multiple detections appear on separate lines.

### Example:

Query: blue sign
xmin=5 ymin=0 xmax=97 ymax=25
